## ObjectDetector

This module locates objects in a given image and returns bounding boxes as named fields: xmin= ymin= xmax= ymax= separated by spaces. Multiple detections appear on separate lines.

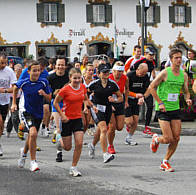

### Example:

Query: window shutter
xmin=86 ymin=4 xmax=93 ymax=23
xmin=57 ymin=4 xmax=65 ymax=23
xmin=136 ymin=5 xmax=141 ymax=23
xmin=105 ymin=5 xmax=112 ymax=23
xmin=169 ymin=6 xmax=175 ymax=23
xmin=154 ymin=5 xmax=160 ymax=23
xmin=185 ymin=6 xmax=191 ymax=24
xmin=37 ymin=3 xmax=44 ymax=22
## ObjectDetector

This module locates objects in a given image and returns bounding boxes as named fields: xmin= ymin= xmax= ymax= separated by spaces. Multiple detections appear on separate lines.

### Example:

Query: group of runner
xmin=0 ymin=46 xmax=192 ymax=176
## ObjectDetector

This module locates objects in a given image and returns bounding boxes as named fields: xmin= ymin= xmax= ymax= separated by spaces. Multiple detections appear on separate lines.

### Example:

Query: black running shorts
xmin=125 ymin=98 xmax=139 ymax=117
xmin=0 ymin=104 xmax=9 ymax=121
xmin=61 ymin=118 xmax=84 ymax=137
xmin=156 ymin=109 xmax=181 ymax=121
xmin=21 ymin=112 xmax=42 ymax=132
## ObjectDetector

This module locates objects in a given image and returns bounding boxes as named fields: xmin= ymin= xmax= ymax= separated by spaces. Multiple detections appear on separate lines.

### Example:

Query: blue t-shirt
xmin=16 ymin=78 xmax=51 ymax=119
xmin=19 ymin=68 xmax=48 ymax=80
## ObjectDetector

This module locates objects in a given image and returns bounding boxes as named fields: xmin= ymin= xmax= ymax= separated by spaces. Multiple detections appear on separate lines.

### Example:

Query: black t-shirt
xmin=127 ymin=71 xmax=150 ymax=94
xmin=47 ymin=71 xmax=69 ymax=99
xmin=88 ymin=79 xmax=119 ymax=106
xmin=130 ymin=58 xmax=155 ymax=79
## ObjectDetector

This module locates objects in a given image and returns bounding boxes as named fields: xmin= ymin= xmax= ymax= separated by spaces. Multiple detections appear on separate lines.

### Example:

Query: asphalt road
xmin=1 ymin=128 xmax=196 ymax=195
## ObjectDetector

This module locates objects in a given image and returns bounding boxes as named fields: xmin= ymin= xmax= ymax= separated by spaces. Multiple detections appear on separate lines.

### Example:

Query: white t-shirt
xmin=0 ymin=66 xmax=17 ymax=105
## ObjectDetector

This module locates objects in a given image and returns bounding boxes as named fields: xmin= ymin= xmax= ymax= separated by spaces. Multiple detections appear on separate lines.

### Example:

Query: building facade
xmin=0 ymin=0 xmax=195 ymax=64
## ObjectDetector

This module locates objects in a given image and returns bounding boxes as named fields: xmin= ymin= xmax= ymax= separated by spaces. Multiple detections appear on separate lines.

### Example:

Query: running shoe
xmin=103 ymin=152 xmax=115 ymax=163
xmin=18 ymin=148 xmax=26 ymax=168
xmin=36 ymin=146 xmax=41 ymax=151
xmin=7 ymin=132 xmax=11 ymax=138
xmin=40 ymin=127 xmax=49 ymax=137
xmin=143 ymin=126 xmax=155 ymax=137
xmin=160 ymin=161 xmax=174 ymax=172
xmin=150 ymin=133 xmax=159 ymax=153
xmin=30 ymin=160 xmax=40 ymax=172
xmin=124 ymin=137 xmax=138 ymax=146
xmin=56 ymin=152 xmax=63 ymax=162
xmin=108 ymin=145 xmax=116 ymax=154
xmin=69 ymin=167 xmax=82 ymax=177
xmin=0 ymin=144 xmax=3 ymax=156
xmin=18 ymin=124 xmax=25 ymax=140
xmin=88 ymin=143 xmax=95 ymax=159
xmin=52 ymin=132 xmax=57 ymax=144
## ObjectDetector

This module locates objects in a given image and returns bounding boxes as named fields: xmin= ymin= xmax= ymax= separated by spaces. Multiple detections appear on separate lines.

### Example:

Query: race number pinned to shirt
xmin=97 ymin=104 xmax=106 ymax=112
xmin=168 ymin=93 xmax=178 ymax=102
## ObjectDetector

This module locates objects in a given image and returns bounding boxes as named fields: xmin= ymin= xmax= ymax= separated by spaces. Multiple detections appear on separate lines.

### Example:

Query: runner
xmin=53 ymin=68 xmax=91 ymax=176
xmin=47 ymin=57 xmax=69 ymax=162
xmin=82 ymin=64 xmax=95 ymax=134
xmin=88 ymin=63 xmax=123 ymax=163
xmin=149 ymin=48 xmax=191 ymax=172
xmin=125 ymin=63 xmax=150 ymax=145
xmin=0 ymin=53 xmax=17 ymax=156
xmin=12 ymin=60 xmax=51 ymax=171
xmin=130 ymin=47 xmax=156 ymax=136
xmin=107 ymin=61 xmax=129 ymax=154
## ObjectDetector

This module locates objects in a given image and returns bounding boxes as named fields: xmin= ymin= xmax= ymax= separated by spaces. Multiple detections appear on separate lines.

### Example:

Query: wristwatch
xmin=4 ymin=89 xmax=8 ymax=93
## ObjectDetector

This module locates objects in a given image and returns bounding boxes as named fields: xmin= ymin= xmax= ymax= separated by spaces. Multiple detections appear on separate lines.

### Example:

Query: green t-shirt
xmin=155 ymin=67 xmax=184 ymax=111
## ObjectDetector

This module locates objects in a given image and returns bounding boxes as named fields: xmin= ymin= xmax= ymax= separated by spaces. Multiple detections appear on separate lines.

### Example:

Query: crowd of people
xmin=0 ymin=46 xmax=195 ymax=176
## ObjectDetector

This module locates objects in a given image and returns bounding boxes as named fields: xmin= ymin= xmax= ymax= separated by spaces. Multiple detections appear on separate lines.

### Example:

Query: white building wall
xmin=0 ymin=0 xmax=196 ymax=63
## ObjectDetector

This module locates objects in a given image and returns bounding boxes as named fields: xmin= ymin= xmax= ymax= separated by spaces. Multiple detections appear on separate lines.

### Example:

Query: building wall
xmin=0 ymin=0 xmax=195 ymax=63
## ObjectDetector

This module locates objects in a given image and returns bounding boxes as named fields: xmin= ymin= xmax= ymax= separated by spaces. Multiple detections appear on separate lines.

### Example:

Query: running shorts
xmin=111 ymin=102 xmax=125 ymax=116
xmin=61 ymin=118 xmax=84 ymax=137
xmin=21 ymin=111 xmax=42 ymax=132
xmin=125 ymin=98 xmax=139 ymax=117
xmin=156 ymin=109 xmax=181 ymax=121
xmin=0 ymin=104 xmax=9 ymax=121
xmin=90 ymin=104 xmax=112 ymax=125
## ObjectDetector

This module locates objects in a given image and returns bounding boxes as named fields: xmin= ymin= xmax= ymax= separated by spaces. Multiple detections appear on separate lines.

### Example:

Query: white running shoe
xmin=69 ymin=167 xmax=82 ymax=177
xmin=124 ymin=137 xmax=138 ymax=146
xmin=41 ymin=127 xmax=49 ymax=137
xmin=18 ymin=148 xmax=27 ymax=168
xmin=88 ymin=143 xmax=95 ymax=159
xmin=30 ymin=160 xmax=40 ymax=172
xmin=0 ymin=144 xmax=3 ymax=156
xmin=103 ymin=152 xmax=114 ymax=163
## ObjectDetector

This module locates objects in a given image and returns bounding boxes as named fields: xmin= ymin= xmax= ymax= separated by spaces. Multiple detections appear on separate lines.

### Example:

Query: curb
xmin=137 ymin=124 xmax=196 ymax=136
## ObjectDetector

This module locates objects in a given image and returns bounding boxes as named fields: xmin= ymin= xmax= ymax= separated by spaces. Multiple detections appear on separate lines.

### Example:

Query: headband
xmin=113 ymin=65 xmax=125 ymax=71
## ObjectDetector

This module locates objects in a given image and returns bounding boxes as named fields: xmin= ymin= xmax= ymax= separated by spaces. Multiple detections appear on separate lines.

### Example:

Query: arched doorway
xmin=84 ymin=32 xmax=114 ymax=61
xmin=88 ymin=42 xmax=111 ymax=56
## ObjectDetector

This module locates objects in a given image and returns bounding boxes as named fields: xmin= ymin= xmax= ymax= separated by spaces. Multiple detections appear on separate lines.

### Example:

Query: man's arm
xmin=11 ymin=85 xmax=19 ymax=112
xmin=183 ymin=72 xmax=192 ymax=106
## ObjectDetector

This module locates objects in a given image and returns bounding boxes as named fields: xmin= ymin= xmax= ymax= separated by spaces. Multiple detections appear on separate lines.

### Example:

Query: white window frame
xmin=93 ymin=4 xmax=105 ymax=23
xmin=44 ymin=3 xmax=57 ymax=23
xmin=175 ymin=5 xmax=185 ymax=24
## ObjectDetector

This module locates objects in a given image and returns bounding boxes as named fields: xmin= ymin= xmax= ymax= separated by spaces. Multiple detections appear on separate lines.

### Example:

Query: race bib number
xmin=97 ymin=104 xmax=106 ymax=112
xmin=167 ymin=93 xmax=178 ymax=102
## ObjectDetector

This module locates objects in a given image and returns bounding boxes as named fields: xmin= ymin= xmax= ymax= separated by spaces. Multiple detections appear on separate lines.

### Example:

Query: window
xmin=44 ymin=3 xmax=57 ymax=23
xmin=86 ymin=4 xmax=112 ymax=26
xmin=37 ymin=2 xmax=65 ymax=25
xmin=169 ymin=4 xmax=191 ymax=27
xmin=136 ymin=4 xmax=160 ymax=26
xmin=175 ymin=6 xmax=185 ymax=23
xmin=93 ymin=5 xmax=105 ymax=23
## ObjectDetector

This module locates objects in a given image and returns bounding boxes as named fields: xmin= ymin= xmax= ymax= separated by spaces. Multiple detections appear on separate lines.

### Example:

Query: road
xmin=0 ymin=128 xmax=196 ymax=195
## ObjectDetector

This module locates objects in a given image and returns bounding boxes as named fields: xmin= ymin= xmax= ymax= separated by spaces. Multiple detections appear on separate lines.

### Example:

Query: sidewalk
xmin=137 ymin=121 xmax=196 ymax=136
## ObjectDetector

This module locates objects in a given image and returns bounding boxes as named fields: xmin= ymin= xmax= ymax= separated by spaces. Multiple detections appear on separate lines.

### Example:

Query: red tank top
xmin=109 ymin=74 xmax=127 ymax=94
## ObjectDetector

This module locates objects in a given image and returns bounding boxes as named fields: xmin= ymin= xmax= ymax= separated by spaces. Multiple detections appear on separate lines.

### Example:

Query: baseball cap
xmin=98 ymin=63 xmax=111 ymax=73
xmin=145 ymin=48 xmax=154 ymax=55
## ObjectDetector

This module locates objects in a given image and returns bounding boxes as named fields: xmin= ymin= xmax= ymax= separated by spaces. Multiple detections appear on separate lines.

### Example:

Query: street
xmin=0 ymin=128 xmax=196 ymax=195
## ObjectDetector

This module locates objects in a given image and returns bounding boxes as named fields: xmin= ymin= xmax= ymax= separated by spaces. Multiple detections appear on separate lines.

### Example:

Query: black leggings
xmin=144 ymin=95 xmax=153 ymax=126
